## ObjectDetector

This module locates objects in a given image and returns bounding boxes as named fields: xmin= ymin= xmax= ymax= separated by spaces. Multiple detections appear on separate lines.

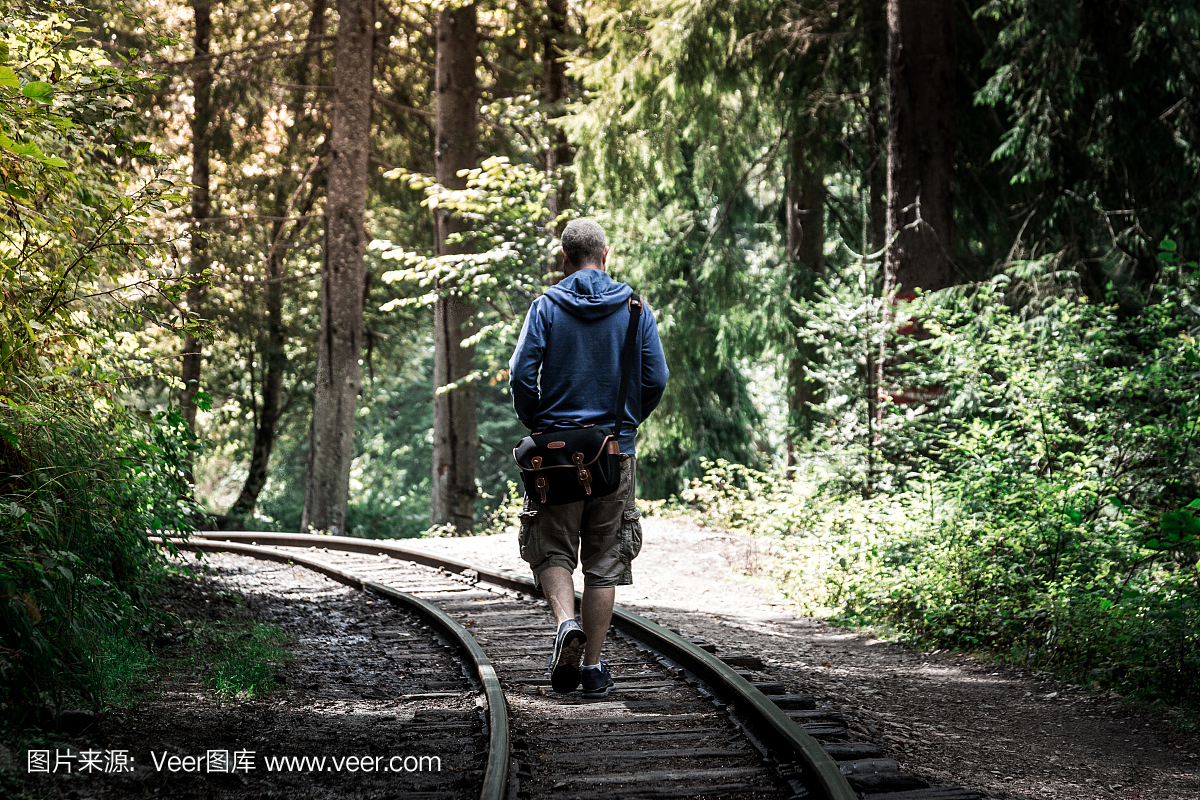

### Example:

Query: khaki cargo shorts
xmin=517 ymin=456 xmax=642 ymax=588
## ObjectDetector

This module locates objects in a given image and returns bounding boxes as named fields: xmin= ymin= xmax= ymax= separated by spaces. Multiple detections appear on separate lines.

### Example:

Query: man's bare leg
xmin=581 ymin=586 xmax=615 ymax=665
xmin=542 ymin=568 xmax=614 ymax=662
xmin=539 ymin=565 xmax=577 ymax=626
xmin=540 ymin=567 xmax=615 ymax=664
xmin=540 ymin=566 xmax=591 ymax=693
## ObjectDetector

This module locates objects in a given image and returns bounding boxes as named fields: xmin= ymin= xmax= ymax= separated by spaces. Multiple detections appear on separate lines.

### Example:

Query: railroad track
xmin=161 ymin=531 xmax=982 ymax=800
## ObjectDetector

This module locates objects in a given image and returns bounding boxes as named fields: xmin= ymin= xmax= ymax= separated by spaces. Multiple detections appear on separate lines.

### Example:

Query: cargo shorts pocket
xmin=620 ymin=506 xmax=642 ymax=563
xmin=518 ymin=497 xmax=541 ymax=565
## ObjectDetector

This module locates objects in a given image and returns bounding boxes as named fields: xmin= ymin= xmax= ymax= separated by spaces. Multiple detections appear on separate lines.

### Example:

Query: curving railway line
xmin=159 ymin=531 xmax=983 ymax=800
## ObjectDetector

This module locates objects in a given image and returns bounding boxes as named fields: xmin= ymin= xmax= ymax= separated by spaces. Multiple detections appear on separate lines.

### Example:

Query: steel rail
xmin=184 ymin=531 xmax=857 ymax=800
xmin=154 ymin=536 xmax=510 ymax=800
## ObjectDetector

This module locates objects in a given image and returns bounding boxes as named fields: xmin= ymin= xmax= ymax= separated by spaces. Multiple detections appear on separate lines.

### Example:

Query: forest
xmin=1 ymin=0 xmax=1198 ymax=725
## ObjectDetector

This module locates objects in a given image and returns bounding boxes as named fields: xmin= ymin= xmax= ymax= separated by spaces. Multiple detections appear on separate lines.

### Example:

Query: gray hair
xmin=561 ymin=218 xmax=607 ymax=267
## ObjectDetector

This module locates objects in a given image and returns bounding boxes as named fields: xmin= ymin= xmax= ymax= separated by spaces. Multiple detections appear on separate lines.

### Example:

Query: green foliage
xmin=479 ymin=479 xmax=523 ymax=537
xmin=0 ymin=6 xmax=188 ymax=384
xmin=680 ymin=244 xmax=1200 ymax=708
xmin=568 ymin=0 xmax=888 ymax=496
xmin=562 ymin=0 xmax=1200 ymax=708
xmin=0 ymin=394 xmax=199 ymax=719
xmin=973 ymin=0 xmax=1200 ymax=293
xmin=611 ymin=190 xmax=772 ymax=498
xmin=0 ymin=3 xmax=197 ymax=722
xmin=373 ymin=155 xmax=558 ymax=380
xmin=234 ymin=157 xmax=548 ymax=538
xmin=343 ymin=365 xmax=435 ymax=539
xmin=361 ymin=156 xmax=554 ymax=530
xmin=787 ymin=252 xmax=892 ymax=490
xmin=246 ymin=352 xmax=525 ymax=539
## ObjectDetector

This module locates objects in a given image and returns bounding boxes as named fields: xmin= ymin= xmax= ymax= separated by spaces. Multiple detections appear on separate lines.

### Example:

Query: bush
xmin=0 ymin=3 xmax=197 ymax=722
xmin=0 ymin=393 xmax=198 ymax=720
xmin=679 ymin=243 xmax=1200 ymax=709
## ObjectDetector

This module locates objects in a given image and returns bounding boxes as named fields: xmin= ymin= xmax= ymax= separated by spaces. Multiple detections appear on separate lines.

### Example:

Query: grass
xmin=93 ymin=627 xmax=157 ymax=709
xmin=87 ymin=559 xmax=289 ymax=709
xmin=156 ymin=561 xmax=291 ymax=700
xmin=204 ymin=622 xmax=290 ymax=699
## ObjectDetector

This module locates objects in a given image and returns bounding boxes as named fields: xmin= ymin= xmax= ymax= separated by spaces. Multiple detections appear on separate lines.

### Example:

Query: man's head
xmin=560 ymin=218 xmax=609 ymax=274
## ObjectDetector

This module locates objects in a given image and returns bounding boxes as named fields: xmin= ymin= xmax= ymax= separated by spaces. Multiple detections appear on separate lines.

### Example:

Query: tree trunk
xmin=227 ymin=228 xmax=289 ymax=522
xmin=543 ymin=0 xmax=571 ymax=242
xmin=431 ymin=3 xmax=478 ymax=535
xmin=867 ymin=87 xmax=887 ymax=257
xmin=228 ymin=0 xmax=327 ymax=522
xmin=784 ymin=125 xmax=825 ymax=470
xmin=883 ymin=0 xmax=956 ymax=296
xmin=866 ymin=0 xmax=887 ymax=258
xmin=866 ymin=0 xmax=888 ymax=485
xmin=181 ymin=0 xmax=213 ymax=441
xmin=302 ymin=0 xmax=374 ymax=534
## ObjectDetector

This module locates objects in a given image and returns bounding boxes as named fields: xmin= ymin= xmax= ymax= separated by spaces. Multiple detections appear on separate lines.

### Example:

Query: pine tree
xmin=543 ymin=0 xmax=572 ymax=237
xmin=228 ymin=0 xmax=329 ymax=521
xmin=302 ymin=0 xmax=375 ymax=533
xmin=180 ymin=0 xmax=213 ymax=442
xmin=883 ymin=0 xmax=957 ymax=295
xmin=784 ymin=121 xmax=825 ymax=466
xmin=431 ymin=3 xmax=479 ymax=535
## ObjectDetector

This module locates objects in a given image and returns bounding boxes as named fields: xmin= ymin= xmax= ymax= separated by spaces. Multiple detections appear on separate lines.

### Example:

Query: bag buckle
xmin=572 ymin=452 xmax=592 ymax=495
xmin=531 ymin=455 xmax=548 ymax=503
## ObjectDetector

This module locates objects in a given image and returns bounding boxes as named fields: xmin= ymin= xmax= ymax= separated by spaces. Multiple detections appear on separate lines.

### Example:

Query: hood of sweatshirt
xmin=542 ymin=268 xmax=632 ymax=321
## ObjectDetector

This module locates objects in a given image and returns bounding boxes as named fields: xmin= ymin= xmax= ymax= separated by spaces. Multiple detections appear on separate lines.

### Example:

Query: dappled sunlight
xmin=4 ymin=1 xmax=1198 ymax=797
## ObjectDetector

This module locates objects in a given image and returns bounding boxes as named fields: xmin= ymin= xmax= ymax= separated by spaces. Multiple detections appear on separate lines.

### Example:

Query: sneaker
xmin=548 ymin=619 xmax=587 ymax=693
xmin=580 ymin=661 xmax=614 ymax=699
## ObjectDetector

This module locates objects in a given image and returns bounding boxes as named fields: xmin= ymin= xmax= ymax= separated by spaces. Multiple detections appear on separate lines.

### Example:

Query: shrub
xmin=679 ymin=243 xmax=1200 ymax=708
xmin=0 ymin=3 xmax=197 ymax=722
xmin=0 ymin=394 xmax=198 ymax=719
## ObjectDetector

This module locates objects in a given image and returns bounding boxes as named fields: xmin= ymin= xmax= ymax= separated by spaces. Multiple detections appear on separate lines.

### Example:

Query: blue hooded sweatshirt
xmin=509 ymin=269 xmax=669 ymax=454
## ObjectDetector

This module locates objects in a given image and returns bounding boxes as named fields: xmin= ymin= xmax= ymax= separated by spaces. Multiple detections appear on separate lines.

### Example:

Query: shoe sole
xmin=580 ymin=682 xmax=613 ymax=700
xmin=550 ymin=629 xmax=587 ymax=693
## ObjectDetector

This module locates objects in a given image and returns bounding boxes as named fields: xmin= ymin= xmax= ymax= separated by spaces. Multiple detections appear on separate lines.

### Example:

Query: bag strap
xmin=611 ymin=294 xmax=643 ymax=445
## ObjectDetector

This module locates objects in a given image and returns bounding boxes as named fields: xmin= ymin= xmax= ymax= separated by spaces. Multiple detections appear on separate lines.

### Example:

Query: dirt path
xmin=408 ymin=515 xmax=1200 ymax=800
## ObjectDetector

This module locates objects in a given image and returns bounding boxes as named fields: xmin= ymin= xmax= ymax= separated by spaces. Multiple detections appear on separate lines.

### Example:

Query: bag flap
xmin=514 ymin=426 xmax=615 ymax=471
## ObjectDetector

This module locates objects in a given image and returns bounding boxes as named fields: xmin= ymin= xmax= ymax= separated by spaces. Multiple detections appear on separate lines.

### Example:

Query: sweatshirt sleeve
xmin=509 ymin=299 xmax=547 ymax=429
xmin=637 ymin=304 xmax=669 ymax=422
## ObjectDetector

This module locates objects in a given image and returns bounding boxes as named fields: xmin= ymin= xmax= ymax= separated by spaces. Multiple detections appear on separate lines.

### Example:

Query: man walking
xmin=509 ymin=219 xmax=669 ymax=698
